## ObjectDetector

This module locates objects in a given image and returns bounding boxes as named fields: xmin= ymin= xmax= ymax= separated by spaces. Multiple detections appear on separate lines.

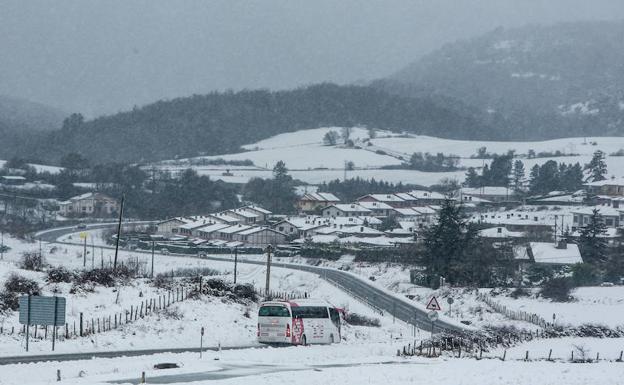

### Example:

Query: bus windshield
xmin=291 ymin=306 xmax=329 ymax=319
xmin=258 ymin=305 xmax=291 ymax=317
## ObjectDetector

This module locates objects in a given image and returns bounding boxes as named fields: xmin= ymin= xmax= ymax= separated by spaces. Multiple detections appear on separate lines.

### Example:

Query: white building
xmin=58 ymin=192 xmax=119 ymax=217
xmin=322 ymin=204 xmax=372 ymax=218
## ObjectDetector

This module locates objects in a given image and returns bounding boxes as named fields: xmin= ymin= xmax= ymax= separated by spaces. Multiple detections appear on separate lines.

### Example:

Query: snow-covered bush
xmin=344 ymin=312 xmax=381 ymax=327
xmin=46 ymin=266 xmax=76 ymax=283
xmin=19 ymin=252 xmax=46 ymax=271
xmin=540 ymin=277 xmax=576 ymax=302
xmin=0 ymin=273 xmax=41 ymax=311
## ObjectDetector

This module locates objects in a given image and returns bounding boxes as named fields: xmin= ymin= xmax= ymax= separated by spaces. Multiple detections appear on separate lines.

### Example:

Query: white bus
xmin=257 ymin=299 xmax=342 ymax=346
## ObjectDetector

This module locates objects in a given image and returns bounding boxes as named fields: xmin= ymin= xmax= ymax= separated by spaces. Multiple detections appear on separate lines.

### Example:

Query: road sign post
xmin=200 ymin=327 xmax=204 ymax=358
xmin=447 ymin=297 xmax=454 ymax=317
xmin=427 ymin=310 xmax=438 ymax=339
xmin=265 ymin=245 xmax=273 ymax=297
xmin=19 ymin=296 xmax=66 ymax=352
xmin=426 ymin=296 xmax=442 ymax=311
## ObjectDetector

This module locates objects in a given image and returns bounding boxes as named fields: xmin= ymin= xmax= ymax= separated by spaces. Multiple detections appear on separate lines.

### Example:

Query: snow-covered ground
xmin=0 ymin=233 xmax=412 ymax=356
xmin=150 ymin=127 xmax=624 ymax=185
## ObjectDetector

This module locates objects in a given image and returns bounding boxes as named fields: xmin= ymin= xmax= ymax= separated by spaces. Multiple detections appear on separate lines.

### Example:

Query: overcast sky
xmin=2 ymin=1 xmax=624 ymax=117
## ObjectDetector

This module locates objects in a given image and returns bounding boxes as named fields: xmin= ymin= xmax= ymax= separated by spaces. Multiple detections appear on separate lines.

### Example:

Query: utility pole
xmin=265 ymin=244 xmax=273 ymax=297
xmin=233 ymin=247 xmax=238 ymax=284
xmin=91 ymin=239 xmax=95 ymax=269
xmin=151 ymin=241 xmax=155 ymax=278
xmin=0 ymin=229 xmax=3 ymax=260
xmin=113 ymin=194 xmax=125 ymax=270
xmin=82 ymin=233 xmax=87 ymax=267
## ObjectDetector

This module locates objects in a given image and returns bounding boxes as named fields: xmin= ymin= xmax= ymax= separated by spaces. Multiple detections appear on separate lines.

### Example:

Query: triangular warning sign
xmin=426 ymin=296 xmax=442 ymax=311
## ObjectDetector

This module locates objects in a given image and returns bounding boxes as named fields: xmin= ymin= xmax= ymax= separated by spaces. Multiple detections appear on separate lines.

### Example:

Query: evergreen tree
xmin=273 ymin=161 xmax=289 ymax=181
xmin=464 ymin=167 xmax=480 ymax=187
xmin=579 ymin=209 xmax=608 ymax=264
xmin=585 ymin=150 xmax=607 ymax=182
xmin=512 ymin=160 xmax=525 ymax=192
xmin=323 ymin=130 xmax=339 ymax=146
xmin=422 ymin=200 xmax=485 ymax=287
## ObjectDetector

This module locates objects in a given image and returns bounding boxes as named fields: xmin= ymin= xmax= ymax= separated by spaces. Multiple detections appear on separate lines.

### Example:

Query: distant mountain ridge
xmin=379 ymin=20 xmax=624 ymax=139
xmin=0 ymin=95 xmax=65 ymax=132
xmin=0 ymin=83 xmax=490 ymax=164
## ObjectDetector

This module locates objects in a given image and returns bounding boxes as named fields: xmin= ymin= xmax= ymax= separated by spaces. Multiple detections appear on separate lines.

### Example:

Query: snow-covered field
xmin=150 ymin=127 xmax=624 ymax=185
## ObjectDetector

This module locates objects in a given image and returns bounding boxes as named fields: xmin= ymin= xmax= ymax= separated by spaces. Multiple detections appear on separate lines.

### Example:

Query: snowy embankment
xmin=151 ymin=127 xmax=624 ymax=185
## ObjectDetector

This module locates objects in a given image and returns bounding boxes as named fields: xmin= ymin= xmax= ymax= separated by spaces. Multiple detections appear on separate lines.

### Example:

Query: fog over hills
xmin=379 ymin=20 xmax=624 ymax=139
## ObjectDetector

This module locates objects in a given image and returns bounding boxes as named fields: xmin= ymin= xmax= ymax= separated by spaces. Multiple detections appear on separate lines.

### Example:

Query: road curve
xmin=35 ymin=224 xmax=467 ymax=335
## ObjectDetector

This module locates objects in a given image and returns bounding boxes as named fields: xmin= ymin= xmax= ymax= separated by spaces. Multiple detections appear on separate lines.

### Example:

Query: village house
xmin=407 ymin=190 xmax=447 ymax=206
xmin=461 ymin=186 xmax=514 ymax=203
xmin=297 ymin=192 xmax=341 ymax=212
xmin=571 ymin=206 xmax=621 ymax=230
xmin=156 ymin=217 xmax=194 ymax=234
xmin=235 ymin=226 xmax=287 ymax=247
xmin=322 ymin=203 xmax=372 ymax=218
xmin=58 ymin=192 xmax=120 ymax=217
xmin=357 ymin=194 xmax=408 ymax=208
xmin=585 ymin=178 xmax=624 ymax=197
xmin=356 ymin=201 xmax=395 ymax=217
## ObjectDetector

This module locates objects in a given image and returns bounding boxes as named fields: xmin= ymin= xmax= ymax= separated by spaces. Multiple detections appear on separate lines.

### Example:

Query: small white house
xmin=322 ymin=204 xmax=372 ymax=218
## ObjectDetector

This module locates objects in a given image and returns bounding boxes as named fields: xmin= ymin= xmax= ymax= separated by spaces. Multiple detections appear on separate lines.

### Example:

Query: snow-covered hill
xmin=154 ymin=127 xmax=624 ymax=186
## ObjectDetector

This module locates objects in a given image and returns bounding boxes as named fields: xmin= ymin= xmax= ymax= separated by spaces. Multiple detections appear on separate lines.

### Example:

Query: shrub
xmin=77 ymin=266 xmax=134 ymax=287
xmin=204 ymin=278 xmax=229 ymax=292
xmin=4 ymin=273 xmax=41 ymax=295
xmin=1 ymin=274 xmax=41 ymax=311
xmin=344 ymin=312 xmax=381 ymax=327
xmin=510 ymin=287 xmax=530 ymax=299
xmin=153 ymin=273 xmax=173 ymax=289
xmin=540 ymin=277 xmax=576 ymax=302
xmin=46 ymin=267 xmax=76 ymax=283
xmin=571 ymin=263 xmax=600 ymax=286
xmin=232 ymin=284 xmax=257 ymax=301
xmin=19 ymin=252 xmax=46 ymax=271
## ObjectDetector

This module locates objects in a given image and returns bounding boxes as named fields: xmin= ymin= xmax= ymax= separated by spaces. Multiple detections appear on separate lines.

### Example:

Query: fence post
xmin=79 ymin=313 xmax=83 ymax=337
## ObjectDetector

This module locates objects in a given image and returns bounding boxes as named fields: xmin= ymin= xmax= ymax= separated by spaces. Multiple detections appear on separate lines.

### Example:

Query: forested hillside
xmin=0 ymin=84 xmax=489 ymax=164
xmin=379 ymin=20 xmax=624 ymax=140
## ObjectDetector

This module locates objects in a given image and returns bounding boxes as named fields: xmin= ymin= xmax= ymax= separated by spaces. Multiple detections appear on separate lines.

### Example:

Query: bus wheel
xmin=301 ymin=335 xmax=307 ymax=346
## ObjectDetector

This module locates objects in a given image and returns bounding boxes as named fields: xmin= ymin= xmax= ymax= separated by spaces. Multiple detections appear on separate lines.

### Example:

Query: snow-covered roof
xmin=357 ymin=201 xmax=394 ymax=210
xmin=237 ymin=226 xmax=284 ymax=236
xmin=339 ymin=225 xmax=384 ymax=236
xmin=385 ymin=227 xmax=413 ymax=235
xmin=394 ymin=192 xmax=418 ymax=201
xmin=1 ymin=175 xmax=26 ymax=180
xmin=226 ymin=209 xmax=259 ymax=218
xmin=179 ymin=219 xmax=216 ymax=230
xmin=301 ymin=192 xmax=340 ymax=202
xmin=408 ymin=190 xmax=446 ymax=200
xmin=571 ymin=206 xmax=621 ymax=217
xmin=529 ymin=242 xmax=582 ymax=264
xmin=293 ymin=234 xmax=339 ymax=244
xmin=534 ymin=194 xmax=583 ymax=203
xmin=411 ymin=206 xmax=437 ymax=215
xmin=393 ymin=208 xmax=422 ymax=216
xmin=338 ymin=236 xmax=396 ymax=246
xmin=326 ymin=204 xmax=372 ymax=213
xmin=359 ymin=194 xmax=405 ymax=203
xmin=209 ymin=213 xmax=240 ymax=223
xmin=244 ymin=205 xmax=272 ymax=214
xmin=479 ymin=227 xmax=525 ymax=238
xmin=218 ymin=224 xmax=253 ymax=234
xmin=585 ymin=178 xmax=624 ymax=187
xmin=461 ymin=186 xmax=511 ymax=197
xmin=196 ymin=223 xmax=230 ymax=234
